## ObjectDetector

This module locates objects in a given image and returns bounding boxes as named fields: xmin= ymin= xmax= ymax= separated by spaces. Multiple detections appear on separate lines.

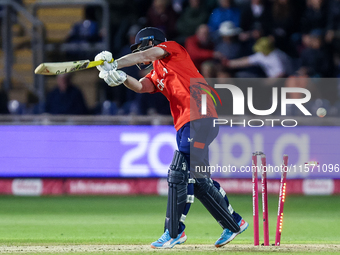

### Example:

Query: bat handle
xmin=90 ymin=58 xmax=114 ymax=68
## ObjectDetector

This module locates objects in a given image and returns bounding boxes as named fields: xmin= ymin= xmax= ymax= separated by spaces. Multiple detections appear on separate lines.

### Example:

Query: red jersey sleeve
xmin=155 ymin=41 xmax=188 ymax=62
xmin=144 ymin=69 xmax=159 ymax=94
xmin=144 ymin=70 xmax=154 ymax=84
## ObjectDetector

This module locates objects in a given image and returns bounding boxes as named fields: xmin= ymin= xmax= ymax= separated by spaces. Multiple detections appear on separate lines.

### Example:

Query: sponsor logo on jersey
xmin=157 ymin=79 xmax=165 ymax=91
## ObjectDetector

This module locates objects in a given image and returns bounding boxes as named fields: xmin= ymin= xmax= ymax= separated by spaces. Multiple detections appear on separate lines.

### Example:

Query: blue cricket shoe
xmin=215 ymin=219 xmax=249 ymax=247
xmin=151 ymin=229 xmax=187 ymax=249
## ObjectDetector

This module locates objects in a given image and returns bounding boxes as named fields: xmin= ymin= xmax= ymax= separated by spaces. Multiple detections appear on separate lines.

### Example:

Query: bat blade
xmin=34 ymin=59 xmax=104 ymax=75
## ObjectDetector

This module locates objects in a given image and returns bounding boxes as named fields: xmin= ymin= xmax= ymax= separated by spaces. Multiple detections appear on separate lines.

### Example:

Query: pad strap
xmin=165 ymin=151 xmax=189 ymax=238
xmin=194 ymin=178 xmax=240 ymax=233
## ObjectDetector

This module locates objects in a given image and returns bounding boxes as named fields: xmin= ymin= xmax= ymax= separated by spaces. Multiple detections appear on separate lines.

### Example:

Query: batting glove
xmin=95 ymin=51 xmax=117 ymax=72
xmin=99 ymin=69 xmax=127 ymax=87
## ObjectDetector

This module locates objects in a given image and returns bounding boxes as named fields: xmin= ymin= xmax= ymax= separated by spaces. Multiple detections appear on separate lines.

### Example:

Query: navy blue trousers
xmin=175 ymin=118 xmax=241 ymax=233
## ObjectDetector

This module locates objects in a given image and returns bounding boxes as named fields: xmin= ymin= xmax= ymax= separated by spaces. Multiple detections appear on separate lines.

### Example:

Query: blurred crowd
xmin=2 ymin=0 xmax=340 ymax=116
xmin=102 ymin=0 xmax=340 ymax=116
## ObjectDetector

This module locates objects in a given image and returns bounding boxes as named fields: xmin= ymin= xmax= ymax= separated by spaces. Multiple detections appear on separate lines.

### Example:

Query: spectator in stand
xmin=185 ymin=24 xmax=221 ymax=71
xmin=108 ymin=1 xmax=142 ymax=55
xmin=66 ymin=7 xmax=101 ymax=44
xmin=45 ymin=74 xmax=88 ymax=115
xmin=200 ymin=60 xmax=218 ymax=78
xmin=301 ymin=0 xmax=327 ymax=35
xmin=271 ymin=0 xmax=299 ymax=56
xmin=176 ymin=0 xmax=210 ymax=45
xmin=215 ymin=21 xmax=245 ymax=60
xmin=216 ymin=65 xmax=234 ymax=80
xmin=146 ymin=0 xmax=178 ymax=39
xmin=65 ymin=6 xmax=101 ymax=59
xmin=0 ymin=85 xmax=9 ymax=114
xmin=215 ymin=21 xmax=258 ymax=77
xmin=208 ymin=0 xmax=241 ymax=32
xmin=298 ymin=29 xmax=333 ymax=78
xmin=172 ymin=0 xmax=186 ymax=13
xmin=225 ymin=37 xmax=292 ymax=78
xmin=326 ymin=0 xmax=340 ymax=67
xmin=239 ymin=0 xmax=272 ymax=40
xmin=286 ymin=29 xmax=336 ymax=102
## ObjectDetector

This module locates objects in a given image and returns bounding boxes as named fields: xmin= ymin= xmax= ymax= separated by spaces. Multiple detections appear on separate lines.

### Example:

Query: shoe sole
xmin=215 ymin=222 xmax=249 ymax=248
xmin=151 ymin=235 xmax=187 ymax=249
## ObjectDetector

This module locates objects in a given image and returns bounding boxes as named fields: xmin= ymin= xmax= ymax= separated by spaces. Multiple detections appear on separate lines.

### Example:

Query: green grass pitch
xmin=0 ymin=195 xmax=339 ymax=254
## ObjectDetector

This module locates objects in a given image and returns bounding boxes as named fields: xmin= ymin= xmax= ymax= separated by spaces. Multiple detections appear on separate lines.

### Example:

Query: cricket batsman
xmin=94 ymin=27 xmax=248 ymax=248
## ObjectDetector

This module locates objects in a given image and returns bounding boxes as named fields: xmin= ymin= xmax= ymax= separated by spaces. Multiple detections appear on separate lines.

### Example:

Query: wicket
xmin=251 ymin=153 xmax=259 ymax=246
xmin=275 ymin=154 xmax=289 ymax=246
xmin=252 ymin=152 xmax=289 ymax=246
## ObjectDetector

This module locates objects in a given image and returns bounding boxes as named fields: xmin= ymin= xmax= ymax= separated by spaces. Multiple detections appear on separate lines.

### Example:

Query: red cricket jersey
xmin=145 ymin=41 xmax=218 ymax=131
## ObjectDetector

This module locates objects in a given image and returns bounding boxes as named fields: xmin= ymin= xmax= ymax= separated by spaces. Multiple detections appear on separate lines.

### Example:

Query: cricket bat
xmin=34 ymin=59 xmax=113 ymax=75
